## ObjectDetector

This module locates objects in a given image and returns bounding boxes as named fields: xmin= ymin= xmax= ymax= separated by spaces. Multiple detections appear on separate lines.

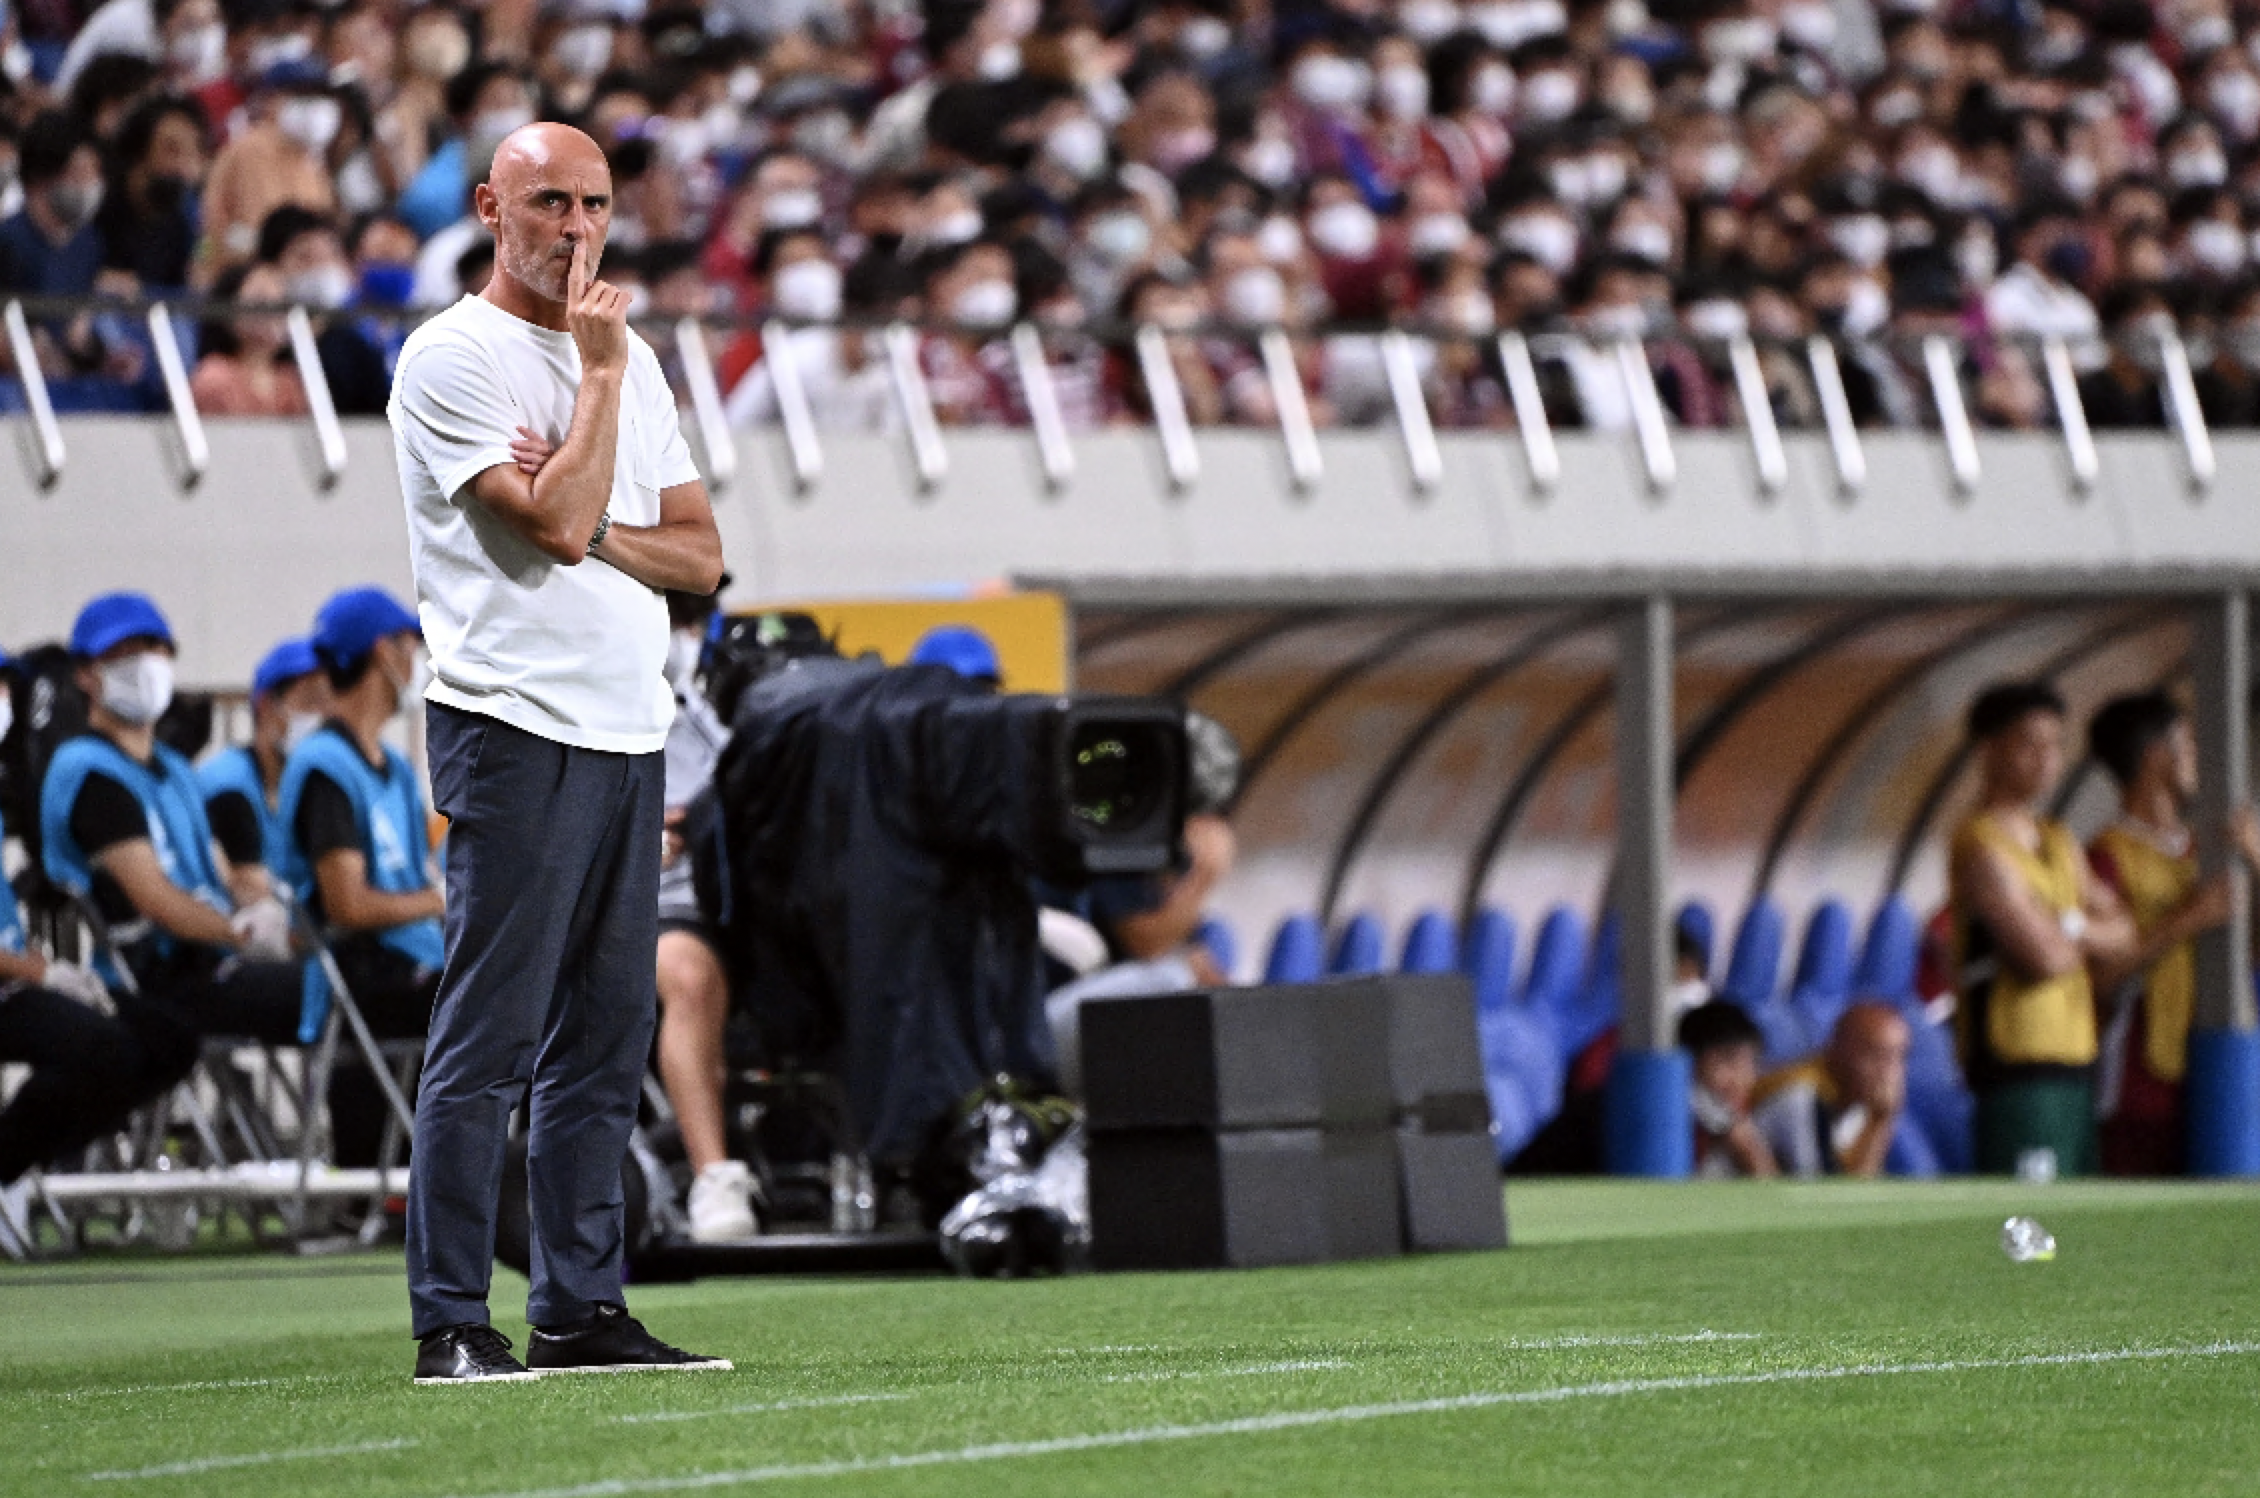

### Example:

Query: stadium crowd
xmin=1 ymin=0 xmax=2259 ymax=429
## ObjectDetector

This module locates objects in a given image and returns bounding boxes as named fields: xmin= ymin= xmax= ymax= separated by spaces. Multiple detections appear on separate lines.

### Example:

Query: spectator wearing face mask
xmin=2076 ymin=281 xmax=2174 ymax=428
xmin=1984 ymin=200 xmax=2102 ymax=366
xmin=1111 ymin=269 xmax=1225 ymax=426
xmin=1301 ymin=172 xmax=1390 ymax=319
xmin=0 ymin=110 xmax=109 ymax=300
xmin=256 ymin=204 xmax=389 ymax=414
xmin=95 ymin=93 xmax=206 ymax=296
xmin=705 ymin=149 xmax=828 ymax=311
xmin=2193 ymin=276 xmax=2260 ymax=426
xmin=1416 ymin=33 xmax=1514 ymax=207
xmin=198 ymin=61 xmax=339 ymax=276
xmin=40 ymin=593 xmax=305 ymax=1052
xmin=723 ymin=228 xmax=880 ymax=431
xmin=394 ymin=63 xmax=535 ymax=243
xmin=53 ymin=0 xmax=214 ymax=93
xmin=198 ymin=637 xmax=329 ymax=909
xmin=918 ymin=236 xmax=1020 ymax=425
xmin=191 ymin=260 xmax=309 ymax=416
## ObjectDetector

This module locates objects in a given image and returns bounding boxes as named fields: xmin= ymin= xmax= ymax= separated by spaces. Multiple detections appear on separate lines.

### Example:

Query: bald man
xmin=387 ymin=122 xmax=726 ymax=1384
xmin=1751 ymin=1002 xmax=1913 ymax=1178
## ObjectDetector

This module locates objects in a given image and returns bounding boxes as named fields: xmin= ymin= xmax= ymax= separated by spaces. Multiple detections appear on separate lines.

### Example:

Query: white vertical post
xmin=5 ymin=299 xmax=64 ymax=487
xmin=2159 ymin=328 xmax=2217 ymax=491
xmin=883 ymin=321 xmax=948 ymax=493
xmin=1135 ymin=323 xmax=1200 ymax=493
xmin=1806 ymin=335 xmax=1865 ymax=495
xmin=1922 ymin=333 xmax=1979 ymax=494
xmin=2041 ymin=335 xmax=2097 ymax=491
xmin=286 ymin=306 xmax=348 ymax=488
xmin=1496 ymin=330 xmax=1558 ymax=492
xmin=1260 ymin=327 xmax=1323 ymax=492
xmin=1727 ymin=334 xmax=1786 ymax=494
xmin=2193 ymin=589 xmax=2252 ymax=1032
xmin=1616 ymin=336 xmax=1676 ymax=492
xmin=1380 ymin=329 xmax=1442 ymax=493
xmin=760 ymin=319 xmax=824 ymax=492
xmin=1616 ymin=594 xmax=1675 ymax=1054
xmin=1010 ymin=321 xmax=1075 ymax=492
xmin=672 ymin=316 xmax=736 ymax=494
xmin=146 ymin=302 xmax=207 ymax=488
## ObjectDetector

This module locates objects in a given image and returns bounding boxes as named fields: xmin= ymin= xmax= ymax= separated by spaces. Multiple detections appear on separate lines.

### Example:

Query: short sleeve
xmin=646 ymin=350 xmax=703 ymax=491
xmin=392 ymin=333 xmax=522 ymax=502
xmin=205 ymin=788 xmax=264 ymax=866
xmin=293 ymin=769 xmax=362 ymax=864
xmin=69 ymin=771 xmax=149 ymax=861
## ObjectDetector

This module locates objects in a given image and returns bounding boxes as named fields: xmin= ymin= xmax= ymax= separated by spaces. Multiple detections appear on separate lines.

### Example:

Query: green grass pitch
xmin=7 ymin=1179 xmax=2260 ymax=1496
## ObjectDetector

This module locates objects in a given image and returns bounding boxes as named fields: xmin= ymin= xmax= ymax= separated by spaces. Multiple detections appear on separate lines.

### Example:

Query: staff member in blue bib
xmin=0 ymin=643 xmax=199 ymax=1248
xmin=278 ymin=587 xmax=445 ymax=1169
xmin=38 ymin=593 xmax=303 ymax=1045
xmin=199 ymin=637 xmax=330 ymax=906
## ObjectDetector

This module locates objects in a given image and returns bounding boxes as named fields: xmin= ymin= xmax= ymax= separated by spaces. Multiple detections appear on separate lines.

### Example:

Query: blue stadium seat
xmin=1721 ymin=898 xmax=1786 ymax=1011
xmin=1328 ymin=913 xmax=1385 ymax=976
xmin=1783 ymin=899 xmax=1857 ymax=1061
xmin=1460 ymin=905 xmax=1520 ymax=1015
xmin=1523 ymin=906 xmax=1589 ymax=1035
xmin=1676 ymin=899 xmax=1717 ymax=982
xmin=1194 ymin=917 xmax=1238 ymax=984
xmin=1399 ymin=909 xmax=1458 ymax=974
xmin=1564 ymin=909 xmax=1621 ymax=1062
xmin=1885 ymin=1112 xmax=1944 ymax=1177
xmin=1902 ymin=1016 xmax=1973 ymax=1173
xmin=1853 ymin=897 xmax=1923 ymax=1010
xmin=1263 ymin=914 xmax=1324 ymax=984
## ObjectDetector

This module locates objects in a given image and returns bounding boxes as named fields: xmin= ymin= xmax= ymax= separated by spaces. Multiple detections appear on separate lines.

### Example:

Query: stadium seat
xmin=1263 ymin=914 xmax=1325 ymax=985
xmin=1902 ymin=1017 xmax=1974 ymax=1174
xmin=1399 ymin=909 xmax=1457 ymax=975
xmin=1194 ymin=916 xmax=1239 ymax=984
xmin=1459 ymin=906 xmax=1520 ymax=1015
xmin=1885 ymin=1113 xmax=1944 ymax=1178
xmin=1853 ymin=898 xmax=1923 ymax=1011
xmin=1720 ymin=899 xmax=1787 ymax=1011
xmin=1676 ymin=899 xmax=1717 ymax=982
xmin=1783 ymin=900 xmax=1857 ymax=1062
xmin=1563 ymin=909 xmax=1621 ymax=1063
xmin=1328 ymin=913 xmax=1385 ymax=977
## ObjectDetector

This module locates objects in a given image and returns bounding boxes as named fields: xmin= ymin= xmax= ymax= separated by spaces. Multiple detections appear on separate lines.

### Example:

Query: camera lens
xmin=1067 ymin=722 xmax=1162 ymax=830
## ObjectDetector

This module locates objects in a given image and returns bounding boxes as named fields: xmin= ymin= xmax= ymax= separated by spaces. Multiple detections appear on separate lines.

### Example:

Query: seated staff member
xmin=198 ymin=637 xmax=330 ymax=907
xmin=0 ymin=644 xmax=198 ymax=1224
xmin=1949 ymin=680 xmax=2137 ymax=1178
xmin=277 ymin=588 xmax=444 ymax=1168
xmin=38 ymin=593 xmax=302 ymax=1044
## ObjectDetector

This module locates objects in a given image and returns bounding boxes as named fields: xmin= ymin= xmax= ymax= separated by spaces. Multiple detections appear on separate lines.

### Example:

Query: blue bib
xmin=40 ymin=734 xmax=233 ymax=985
xmin=197 ymin=744 xmax=290 ymax=875
xmin=0 ymin=807 xmax=25 ymax=956
xmin=276 ymin=727 xmax=446 ymax=976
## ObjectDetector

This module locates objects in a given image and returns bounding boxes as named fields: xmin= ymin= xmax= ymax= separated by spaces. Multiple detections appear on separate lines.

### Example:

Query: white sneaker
xmin=685 ymin=1161 xmax=758 ymax=1243
xmin=0 ymin=1177 xmax=36 ymax=1260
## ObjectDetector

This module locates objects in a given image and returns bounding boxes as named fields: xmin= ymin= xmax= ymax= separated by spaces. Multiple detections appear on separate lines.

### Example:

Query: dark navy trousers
xmin=407 ymin=701 xmax=662 ymax=1337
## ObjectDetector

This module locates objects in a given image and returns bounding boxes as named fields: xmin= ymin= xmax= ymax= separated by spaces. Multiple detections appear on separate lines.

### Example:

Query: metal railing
xmin=0 ymin=292 xmax=2244 ymax=503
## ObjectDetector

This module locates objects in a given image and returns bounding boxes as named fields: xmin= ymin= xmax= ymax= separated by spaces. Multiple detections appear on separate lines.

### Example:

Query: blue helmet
xmin=908 ymin=624 xmax=1001 ymax=683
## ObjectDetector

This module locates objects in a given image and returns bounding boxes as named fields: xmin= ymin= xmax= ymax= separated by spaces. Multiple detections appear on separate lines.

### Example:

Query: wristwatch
xmin=587 ymin=511 xmax=612 ymax=555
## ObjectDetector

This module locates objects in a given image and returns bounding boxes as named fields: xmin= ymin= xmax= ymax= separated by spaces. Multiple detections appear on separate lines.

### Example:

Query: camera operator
xmin=652 ymin=583 xmax=756 ymax=1244
xmin=0 ymin=643 xmax=199 ymax=1245
xmin=198 ymin=636 xmax=329 ymax=908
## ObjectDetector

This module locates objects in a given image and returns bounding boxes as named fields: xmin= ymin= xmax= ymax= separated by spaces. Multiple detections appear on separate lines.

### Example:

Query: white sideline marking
xmin=451 ymin=1341 xmax=2260 ymax=1498
xmin=1501 ymin=1331 xmax=1760 ymax=1350
xmin=1099 ymin=1359 xmax=1349 ymax=1384
xmin=41 ymin=1375 xmax=339 ymax=1401
xmin=83 ymin=1438 xmax=417 ymax=1482
xmin=614 ymin=1395 xmax=913 ymax=1425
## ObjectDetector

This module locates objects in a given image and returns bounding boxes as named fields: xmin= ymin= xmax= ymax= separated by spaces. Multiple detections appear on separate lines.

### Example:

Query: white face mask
xmin=276 ymin=95 xmax=341 ymax=153
xmin=282 ymin=709 xmax=323 ymax=756
xmin=977 ymin=41 xmax=1021 ymax=80
xmin=2168 ymin=147 xmax=2229 ymax=188
xmin=1293 ymin=54 xmax=1372 ymax=113
xmin=1257 ymin=214 xmax=1303 ymax=263
xmin=1223 ymin=265 xmax=1286 ymax=326
xmin=951 ymin=278 xmax=1017 ymax=329
xmin=764 ymin=186 xmax=823 ymax=230
xmin=1683 ymin=298 xmax=1748 ymax=341
xmin=1088 ymin=210 xmax=1151 ymax=263
xmin=1178 ymin=15 xmax=1231 ymax=59
xmin=1045 ymin=116 xmax=1108 ymax=179
xmin=0 ymin=690 xmax=13 ymax=748
xmin=1610 ymin=220 xmax=1673 ymax=266
xmin=1827 ymin=214 xmax=1890 ymax=269
xmin=1376 ymin=64 xmax=1430 ymax=120
xmin=289 ymin=263 xmax=354 ymax=310
xmin=1408 ymin=212 xmax=1470 ymax=258
xmin=1520 ymin=69 xmax=1581 ymax=123
xmin=169 ymin=21 xmax=226 ymax=81
xmin=1469 ymin=63 xmax=1516 ymax=116
xmin=98 ymin=653 xmax=174 ymax=726
xmin=2187 ymin=218 xmax=2246 ymax=274
xmin=664 ymin=631 xmax=703 ymax=690
xmin=1241 ymin=134 xmax=1297 ymax=186
xmin=1501 ymin=213 xmax=1578 ymax=274
xmin=1308 ymin=199 xmax=1379 ymax=260
xmin=772 ymin=257 xmax=842 ymax=322
xmin=553 ymin=23 xmax=614 ymax=80
xmin=928 ymin=208 xmax=983 ymax=248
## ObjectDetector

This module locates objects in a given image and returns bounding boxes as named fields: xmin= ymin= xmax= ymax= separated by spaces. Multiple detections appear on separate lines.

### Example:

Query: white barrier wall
xmin=5 ymin=415 xmax=2258 ymax=686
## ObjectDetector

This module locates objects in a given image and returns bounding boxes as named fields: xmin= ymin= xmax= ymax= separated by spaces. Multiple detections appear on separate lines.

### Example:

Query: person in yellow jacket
xmin=2084 ymin=691 xmax=2260 ymax=1175
xmin=1949 ymin=681 xmax=2137 ymax=1177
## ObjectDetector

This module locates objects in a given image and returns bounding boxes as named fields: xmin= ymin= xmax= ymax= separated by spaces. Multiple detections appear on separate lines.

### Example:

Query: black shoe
xmin=527 ymin=1304 xmax=732 ymax=1375
xmin=414 ymin=1324 xmax=541 ymax=1385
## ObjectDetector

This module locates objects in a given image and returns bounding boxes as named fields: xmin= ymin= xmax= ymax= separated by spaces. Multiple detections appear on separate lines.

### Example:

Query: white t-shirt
xmin=388 ymin=294 xmax=702 ymax=754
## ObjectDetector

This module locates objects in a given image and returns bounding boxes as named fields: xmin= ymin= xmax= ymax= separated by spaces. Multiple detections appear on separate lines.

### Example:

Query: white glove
xmin=230 ymin=899 xmax=296 ymax=962
xmin=42 ymin=959 xmax=116 ymax=1017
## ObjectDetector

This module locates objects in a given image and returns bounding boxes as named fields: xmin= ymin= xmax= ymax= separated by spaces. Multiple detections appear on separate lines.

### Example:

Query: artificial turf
xmin=5 ymin=1179 xmax=2259 ymax=1497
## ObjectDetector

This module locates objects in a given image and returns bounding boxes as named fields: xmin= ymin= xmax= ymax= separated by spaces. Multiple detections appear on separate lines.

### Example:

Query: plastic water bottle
xmin=2001 ymin=1215 xmax=2057 ymax=1262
